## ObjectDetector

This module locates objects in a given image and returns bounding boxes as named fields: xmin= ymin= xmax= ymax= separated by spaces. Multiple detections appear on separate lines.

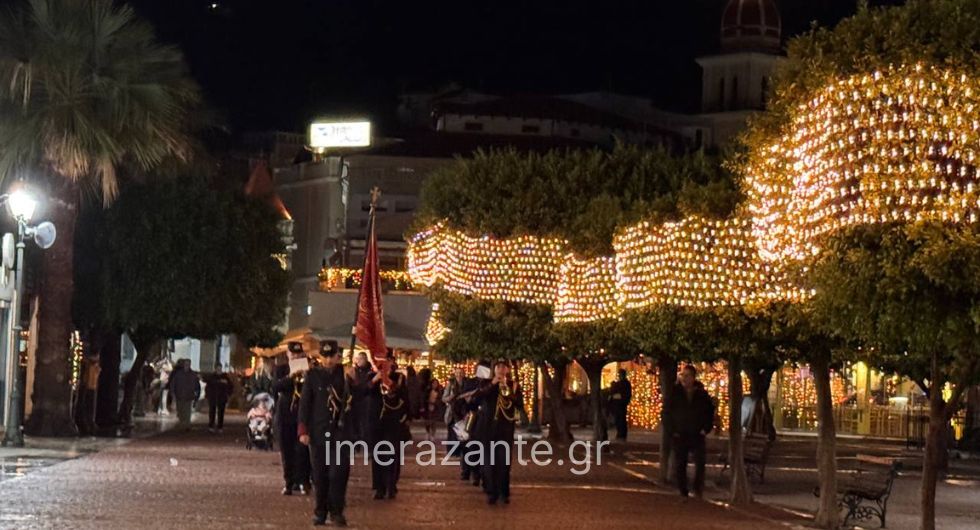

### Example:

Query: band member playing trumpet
xmin=272 ymin=343 xmax=311 ymax=495
xmin=371 ymin=358 xmax=410 ymax=500
xmin=473 ymin=361 xmax=523 ymax=505
xmin=298 ymin=340 xmax=352 ymax=526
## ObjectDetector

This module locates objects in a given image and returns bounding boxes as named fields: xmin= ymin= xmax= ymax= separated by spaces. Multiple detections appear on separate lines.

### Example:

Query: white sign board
xmin=309 ymin=121 xmax=371 ymax=148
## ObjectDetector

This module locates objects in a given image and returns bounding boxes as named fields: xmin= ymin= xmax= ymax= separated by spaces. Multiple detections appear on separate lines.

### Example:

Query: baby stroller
xmin=245 ymin=392 xmax=275 ymax=451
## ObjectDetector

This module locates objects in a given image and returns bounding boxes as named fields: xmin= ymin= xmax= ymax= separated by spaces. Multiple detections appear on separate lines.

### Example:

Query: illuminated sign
xmin=309 ymin=121 xmax=371 ymax=148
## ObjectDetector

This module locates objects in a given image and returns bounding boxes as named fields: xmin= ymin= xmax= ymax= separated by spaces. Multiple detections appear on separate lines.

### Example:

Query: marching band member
xmin=473 ymin=361 xmax=522 ymax=505
xmin=272 ymin=342 xmax=310 ymax=496
xmin=298 ymin=340 xmax=352 ymax=526
xmin=371 ymin=358 xmax=410 ymax=500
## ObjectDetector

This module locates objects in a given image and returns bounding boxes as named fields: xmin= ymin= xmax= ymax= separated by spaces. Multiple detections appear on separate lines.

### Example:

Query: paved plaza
xmin=1 ymin=413 xmax=977 ymax=529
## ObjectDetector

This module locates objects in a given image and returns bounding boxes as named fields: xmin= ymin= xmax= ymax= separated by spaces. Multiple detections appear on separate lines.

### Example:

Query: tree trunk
xmin=95 ymin=330 xmax=121 ymax=435
xmin=728 ymin=355 xmax=752 ymax=505
xmin=24 ymin=179 xmax=79 ymax=437
xmin=658 ymin=355 xmax=677 ymax=483
xmin=811 ymin=355 xmax=839 ymax=529
xmin=920 ymin=351 xmax=944 ymax=530
xmin=580 ymin=357 xmax=609 ymax=443
xmin=542 ymin=360 xmax=573 ymax=443
xmin=527 ymin=363 xmax=541 ymax=433
xmin=117 ymin=337 xmax=161 ymax=434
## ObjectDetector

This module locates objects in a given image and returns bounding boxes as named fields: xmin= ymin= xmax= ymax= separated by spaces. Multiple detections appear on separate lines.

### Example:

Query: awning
xmin=306 ymin=290 xmax=433 ymax=352
xmin=250 ymin=328 xmax=325 ymax=358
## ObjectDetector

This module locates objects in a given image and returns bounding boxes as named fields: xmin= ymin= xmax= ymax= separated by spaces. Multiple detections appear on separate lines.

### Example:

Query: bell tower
xmin=697 ymin=0 xmax=782 ymax=113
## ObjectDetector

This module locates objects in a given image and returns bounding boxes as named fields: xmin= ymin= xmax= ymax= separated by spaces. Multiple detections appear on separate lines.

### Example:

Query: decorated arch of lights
xmin=408 ymin=64 xmax=980 ymax=433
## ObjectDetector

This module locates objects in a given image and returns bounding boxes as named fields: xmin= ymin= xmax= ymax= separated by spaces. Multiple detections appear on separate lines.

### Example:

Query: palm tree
xmin=0 ymin=0 xmax=202 ymax=435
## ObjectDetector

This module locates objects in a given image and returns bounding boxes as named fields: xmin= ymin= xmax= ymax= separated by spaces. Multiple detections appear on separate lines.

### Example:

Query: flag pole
xmin=348 ymin=186 xmax=381 ymax=365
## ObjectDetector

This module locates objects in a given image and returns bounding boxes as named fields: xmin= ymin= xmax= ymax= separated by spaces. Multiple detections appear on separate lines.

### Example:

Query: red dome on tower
xmin=721 ymin=0 xmax=781 ymax=53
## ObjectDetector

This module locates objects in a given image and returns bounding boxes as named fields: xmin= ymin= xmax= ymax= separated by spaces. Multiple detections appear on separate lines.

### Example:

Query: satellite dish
xmin=1 ymin=233 xmax=13 ymax=269
xmin=33 ymin=222 xmax=56 ymax=250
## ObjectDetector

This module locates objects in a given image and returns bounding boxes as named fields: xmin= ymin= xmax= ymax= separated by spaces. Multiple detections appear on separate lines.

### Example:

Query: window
xmin=395 ymin=200 xmax=415 ymax=213
xmin=521 ymin=124 xmax=540 ymax=134
xmin=732 ymin=76 xmax=739 ymax=106
xmin=464 ymin=121 xmax=484 ymax=131
xmin=695 ymin=129 xmax=704 ymax=148
xmin=761 ymin=77 xmax=769 ymax=107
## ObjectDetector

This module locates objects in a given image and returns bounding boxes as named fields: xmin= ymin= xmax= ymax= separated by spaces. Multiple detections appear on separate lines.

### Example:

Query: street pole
xmin=2 ymin=222 xmax=26 ymax=447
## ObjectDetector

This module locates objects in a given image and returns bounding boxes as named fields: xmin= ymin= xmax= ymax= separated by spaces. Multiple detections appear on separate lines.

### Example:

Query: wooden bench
xmin=718 ymin=432 xmax=773 ymax=484
xmin=816 ymin=454 xmax=901 ymax=528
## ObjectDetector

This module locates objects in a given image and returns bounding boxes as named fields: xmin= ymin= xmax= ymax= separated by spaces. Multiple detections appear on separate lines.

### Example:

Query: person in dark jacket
xmin=473 ymin=361 xmax=522 ymax=505
xmin=349 ymin=352 xmax=379 ymax=444
xmin=371 ymin=360 xmax=410 ymax=500
xmin=298 ymin=340 xmax=352 ymax=527
xmin=273 ymin=354 xmax=310 ymax=496
xmin=169 ymin=359 xmax=200 ymax=432
xmin=665 ymin=364 xmax=715 ymax=498
xmin=205 ymin=366 xmax=233 ymax=433
xmin=608 ymin=369 xmax=633 ymax=441
xmin=462 ymin=361 xmax=493 ymax=487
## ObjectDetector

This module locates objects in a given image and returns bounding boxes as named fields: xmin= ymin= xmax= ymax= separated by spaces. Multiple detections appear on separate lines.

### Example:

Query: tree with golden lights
xmin=736 ymin=1 xmax=980 ymax=527
xmin=808 ymin=222 xmax=980 ymax=529
xmin=415 ymin=146 xmax=739 ymax=444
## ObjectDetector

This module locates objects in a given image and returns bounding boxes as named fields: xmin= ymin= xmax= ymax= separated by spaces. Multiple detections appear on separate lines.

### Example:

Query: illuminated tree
xmin=809 ymin=222 xmax=980 ymax=529
xmin=414 ymin=146 xmax=739 ymax=443
xmin=734 ymin=1 xmax=980 ymax=526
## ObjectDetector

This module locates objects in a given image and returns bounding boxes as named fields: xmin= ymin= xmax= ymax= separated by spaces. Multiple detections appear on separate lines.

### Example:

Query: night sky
xmin=129 ymin=0 xmax=904 ymax=135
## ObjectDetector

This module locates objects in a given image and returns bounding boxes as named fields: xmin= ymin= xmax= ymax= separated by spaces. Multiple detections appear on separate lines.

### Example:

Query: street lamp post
xmin=2 ymin=220 xmax=27 ymax=446
xmin=1 ymin=187 xmax=54 ymax=448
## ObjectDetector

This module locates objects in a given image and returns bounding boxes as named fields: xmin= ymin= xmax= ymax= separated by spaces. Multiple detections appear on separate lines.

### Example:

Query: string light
xmin=318 ymin=267 xmax=415 ymax=291
xmin=408 ymin=223 xmax=565 ymax=306
xmin=424 ymin=303 xmax=449 ymax=345
xmin=746 ymin=64 xmax=980 ymax=264
xmin=69 ymin=331 xmax=84 ymax=390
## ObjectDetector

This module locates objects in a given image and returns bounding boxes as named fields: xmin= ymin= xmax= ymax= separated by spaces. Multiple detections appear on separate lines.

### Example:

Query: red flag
xmin=355 ymin=215 xmax=387 ymax=365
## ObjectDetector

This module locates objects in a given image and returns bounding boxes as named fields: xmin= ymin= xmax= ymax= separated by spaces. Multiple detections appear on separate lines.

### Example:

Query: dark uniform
xmin=298 ymin=342 xmax=352 ymax=525
xmin=273 ymin=361 xmax=310 ymax=494
xmin=608 ymin=372 xmax=633 ymax=441
xmin=349 ymin=362 xmax=379 ymax=443
xmin=665 ymin=380 xmax=715 ymax=497
xmin=474 ymin=378 xmax=522 ymax=504
xmin=371 ymin=366 xmax=410 ymax=499
xmin=461 ymin=375 xmax=490 ymax=484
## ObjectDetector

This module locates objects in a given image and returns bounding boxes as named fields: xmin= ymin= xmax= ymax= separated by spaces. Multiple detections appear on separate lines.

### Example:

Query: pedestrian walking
xmin=418 ymin=368 xmax=442 ymax=441
xmin=205 ymin=365 xmax=233 ymax=432
xmin=169 ymin=359 xmax=200 ymax=431
xmin=75 ymin=355 xmax=100 ymax=435
xmin=442 ymin=368 xmax=467 ymax=457
xmin=607 ymin=369 xmax=633 ymax=441
xmin=298 ymin=340 xmax=352 ymax=527
xmin=405 ymin=366 xmax=421 ymax=420
xmin=371 ymin=360 xmax=410 ymax=500
xmin=665 ymin=364 xmax=715 ymax=498
xmin=272 ymin=352 xmax=310 ymax=496
xmin=461 ymin=362 xmax=492 ymax=486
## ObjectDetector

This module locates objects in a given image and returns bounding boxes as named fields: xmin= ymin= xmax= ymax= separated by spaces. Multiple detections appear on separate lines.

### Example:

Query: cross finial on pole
xmin=370 ymin=186 xmax=382 ymax=208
